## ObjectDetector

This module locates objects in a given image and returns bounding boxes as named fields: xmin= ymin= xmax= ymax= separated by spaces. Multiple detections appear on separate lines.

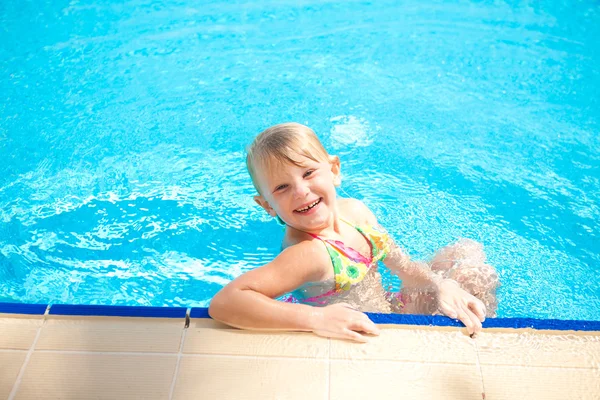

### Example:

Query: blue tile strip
xmin=49 ymin=304 xmax=187 ymax=318
xmin=365 ymin=313 xmax=464 ymax=327
xmin=188 ymin=307 xmax=600 ymax=332
xmin=1 ymin=303 xmax=598 ymax=331
xmin=480 ymin=317 xmax=600 ymax=331
xmin=190 ymin=308 xmax=210 ymax=318
xmin=363 ymin=312 xmax=600 ymax=331
xmin=0 ymin=302 xmax=48 ymax=315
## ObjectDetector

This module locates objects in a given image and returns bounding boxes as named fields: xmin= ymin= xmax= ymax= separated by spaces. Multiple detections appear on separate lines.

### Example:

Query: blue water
xmin=1 ymin=0 xmax=598 ymax=320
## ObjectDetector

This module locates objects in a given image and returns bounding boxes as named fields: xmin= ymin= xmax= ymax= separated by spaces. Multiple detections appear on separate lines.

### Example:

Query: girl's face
xmin=254 ymin=155 xmax=341 ymax=232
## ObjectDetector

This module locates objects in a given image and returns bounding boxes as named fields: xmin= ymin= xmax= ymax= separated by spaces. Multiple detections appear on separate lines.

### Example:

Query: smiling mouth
xmin=294 ymin=198 xmax=322 ymax=213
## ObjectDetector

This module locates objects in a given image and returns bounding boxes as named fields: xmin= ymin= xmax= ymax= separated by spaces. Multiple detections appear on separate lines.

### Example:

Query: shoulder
xmin=220 ymin=239 xmax=333 ymax=300
xmin=276 ymin=239 xmax=332 ymax=282
xmin=337 ymin=197 xmax=378 ymax=226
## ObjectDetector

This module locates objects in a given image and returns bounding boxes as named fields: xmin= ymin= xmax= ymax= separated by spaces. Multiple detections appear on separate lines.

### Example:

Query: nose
xmin=293 ymin=181 xmax=310 ymax=199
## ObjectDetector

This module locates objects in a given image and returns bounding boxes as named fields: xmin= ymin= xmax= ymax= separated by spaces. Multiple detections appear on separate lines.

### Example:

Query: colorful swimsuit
xmin=287 ymin=219 xmax=392 ymax=309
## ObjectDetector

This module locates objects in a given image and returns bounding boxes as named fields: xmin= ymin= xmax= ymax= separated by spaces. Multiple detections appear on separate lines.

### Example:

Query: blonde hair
xmin=246 ymin=123 xmax=331 ymax=193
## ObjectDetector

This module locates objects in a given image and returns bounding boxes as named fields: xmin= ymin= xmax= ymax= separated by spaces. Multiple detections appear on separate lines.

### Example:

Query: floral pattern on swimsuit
xmin=286 ymin=220 xmax=392 ymax=305
xmin=324 ymin=223 xmax=390 ymax=292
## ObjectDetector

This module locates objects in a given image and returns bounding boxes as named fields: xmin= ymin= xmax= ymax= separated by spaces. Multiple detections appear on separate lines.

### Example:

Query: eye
xmin=303 ymin=169 xmax=315 ymax=178
xmin=274 ymin=184 xmax=288 ymax=192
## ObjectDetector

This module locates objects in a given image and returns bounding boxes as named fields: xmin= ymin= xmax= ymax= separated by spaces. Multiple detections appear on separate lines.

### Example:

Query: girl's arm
xmin=348 ymin=198 xmax=486 ymax=334
xmin=341 ymin=198 xmax=440 ymax=285
xmin=208 ymin=240 xmax=379 ymax=342
xmin=383 ymin=243 xmax=486 ymax=334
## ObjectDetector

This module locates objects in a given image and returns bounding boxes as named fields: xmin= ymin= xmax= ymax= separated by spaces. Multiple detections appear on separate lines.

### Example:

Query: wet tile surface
xmin=0 ymin=351 xmax=27 ymax=399
xmin=14 ymin=352 xmax=178 ymax=400
xmin=481 ymin=364 xmax=600 ymax=400
xmin=330 ymin=325 xmax=476 ymax=364
xmin=1 ymin=314 xmax=598 ymax=400
xmin=37 ymin=316 xmax=185 ymax=353
xmin=0 ymin=315 xmax=44 ymax=350
xmin=475 ymin=330 xmax=600 ymax=369
xmin=185 ymin=318 xmax=329 ymax=358
xmin=330 ymin=359 xmax=483 ymax=400
xmin=173 ymin=355 xmax=328 ymax=400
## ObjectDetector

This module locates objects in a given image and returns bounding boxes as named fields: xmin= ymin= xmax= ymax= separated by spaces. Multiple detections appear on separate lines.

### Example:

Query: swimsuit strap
xmin=354 ymin=224 xmax=391 ymax=263
xmin=339 ymin=216 xmax=354 ymax=226
xmin=306 ymin=219 xmax=370 ymax=261
xmin=289 ymin=218 xmax=393 ymax=303
xmin=306 ymin=217 xmax=390 ymax=262
xmin=304 ymin=218 xmax=376 ymax=293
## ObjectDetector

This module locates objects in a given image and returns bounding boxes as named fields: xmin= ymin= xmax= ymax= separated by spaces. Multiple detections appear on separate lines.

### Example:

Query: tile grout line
xmin=7 ymin=306 xmax=50 ymax=400
xmin=32 ymin=350 xmax=180 ymax=356
xmin=25 ymin=349 xmax=328 ymax=359
xmin=472 ymin=337 xmax=486 ymax=400
xmin=168 ymin=309 xmax=190 ymax=400
xmin=14 ymin=347 xmax=598 ymax=371
xmin=327 ymin=339 xmax=331 ymax=400
xmin=176 ymin=353 xmax=329 ymax=362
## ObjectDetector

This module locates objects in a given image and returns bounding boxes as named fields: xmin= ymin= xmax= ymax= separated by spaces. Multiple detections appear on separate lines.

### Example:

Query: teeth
xmin=296 ymin=199 xmax=320 ymax=212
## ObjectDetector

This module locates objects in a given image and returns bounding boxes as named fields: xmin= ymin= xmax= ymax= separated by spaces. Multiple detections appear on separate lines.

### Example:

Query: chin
xmin=300 ymin=215 xmax=330 ymax=230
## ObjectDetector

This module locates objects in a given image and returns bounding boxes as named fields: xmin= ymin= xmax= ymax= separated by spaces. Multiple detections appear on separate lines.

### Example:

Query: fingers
xmin=468 ymin=299 xmax=486 ymax=322
xmin=322 ymin=323 xmax=376 ymax=343
xmin=457 ymin=302 xmax=482 ymax=335
xmin=438 ymin=301 xmax=458 ymax=319
xmin=316 ymin=304 xmax=380 ymax=343
xmin=335 ymin=303 xmax=380 ymax=335
xmin=342 ymin=329 xmax=369 ymax=343
xmin=316 ymin=328 xmax=368 ymax=343
xmin=453 ymin=304 xmax=470 ymax=330
xmin=438 ymin=283 xmax=487 ymax=334
xmin=351 ymin=316 xmax=381 ymax=336
xmin=440 ymin=300 xmax=482 ymax=335
xmin=342 ymin=318 xmax=380 ymax=343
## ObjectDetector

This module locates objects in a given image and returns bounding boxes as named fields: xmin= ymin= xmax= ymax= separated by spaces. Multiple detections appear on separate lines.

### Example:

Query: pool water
xmin=1 ymin=0 xmax=598 ymax=320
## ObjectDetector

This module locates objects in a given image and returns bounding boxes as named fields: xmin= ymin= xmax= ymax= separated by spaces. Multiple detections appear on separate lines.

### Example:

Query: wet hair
xmin=246 ymin=123 xmax=331 ymax=194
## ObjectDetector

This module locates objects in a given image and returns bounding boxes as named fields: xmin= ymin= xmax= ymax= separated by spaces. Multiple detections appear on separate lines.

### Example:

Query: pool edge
xmin=1 ymin=302 xmax=598 ymax=332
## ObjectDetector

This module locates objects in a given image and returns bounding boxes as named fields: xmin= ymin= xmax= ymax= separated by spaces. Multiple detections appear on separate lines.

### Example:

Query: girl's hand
xmin=310 ymin=303 xmax=380 ymax=343
xmin=436 ymin=279 xmax=486 ymax=335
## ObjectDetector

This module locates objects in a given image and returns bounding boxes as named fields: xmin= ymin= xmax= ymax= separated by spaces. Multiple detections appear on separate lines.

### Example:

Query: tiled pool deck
xmin=1 ymin=304 xmax=599 ymax=400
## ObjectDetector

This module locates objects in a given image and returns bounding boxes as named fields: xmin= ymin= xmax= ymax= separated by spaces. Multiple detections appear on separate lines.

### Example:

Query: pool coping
xmin=1 ymin=302 xmax=598 ymax=331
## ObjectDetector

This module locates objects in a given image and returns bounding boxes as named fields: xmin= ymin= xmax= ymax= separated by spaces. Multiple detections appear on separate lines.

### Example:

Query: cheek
xmin=320 ymin=176 xmax=336 ymax=192
xmin=269 ymin=195 xmax=288 ymax=212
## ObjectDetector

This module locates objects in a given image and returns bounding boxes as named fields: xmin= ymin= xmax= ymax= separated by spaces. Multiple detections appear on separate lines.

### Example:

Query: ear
xmin=329 ymin=155 xmax=341 ymax=186
xmin=254 ymin=195 xmax=277 ymax=217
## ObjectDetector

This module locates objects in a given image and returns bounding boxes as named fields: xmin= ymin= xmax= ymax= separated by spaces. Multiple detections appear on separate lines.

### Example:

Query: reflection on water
xmin=0 ymin=0 xmax=598 ymax=319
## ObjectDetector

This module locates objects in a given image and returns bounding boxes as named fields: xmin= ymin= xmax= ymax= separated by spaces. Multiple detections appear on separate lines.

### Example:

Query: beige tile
xmin=331 ymin=325 xmax=477 ymax=364
xmin=173 ymin=355 xmax=328 ymax=400
xmin=184 ymin=318 xmax=329 ymax=358
xmin=330 ymin=360 xmax=483 ymax=400
xmin=0 ymin=315 xmax=44 ymax=350
xmin=481 ymin=365 xmax=600 ymax=400
xmin=475 ymin=330 xmax=600 ymax=369
xmin=36 ymin=316 xmax=184 ymax=353
xmin=189 ymin=318 xmax=231 ymax=329
xmin=0 ymin=351 xmax=27 ymax=399
xmin=14 ymin=352 xmax=177 ymax=400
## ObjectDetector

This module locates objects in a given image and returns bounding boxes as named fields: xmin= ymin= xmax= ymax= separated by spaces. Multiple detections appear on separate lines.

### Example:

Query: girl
xmin=209 ymin=123 xmax=499 ymax=342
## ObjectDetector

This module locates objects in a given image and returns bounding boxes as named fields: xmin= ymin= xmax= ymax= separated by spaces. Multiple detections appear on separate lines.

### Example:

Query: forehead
xmin=256 ymin=154 xmax=320 ymax=183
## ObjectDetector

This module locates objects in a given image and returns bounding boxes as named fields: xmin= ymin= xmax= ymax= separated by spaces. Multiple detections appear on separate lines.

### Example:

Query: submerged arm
xmin=382 ymin=238 xmax=442 ymax=289
xmin=353 ymin=199 xmax=486 ymax=334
